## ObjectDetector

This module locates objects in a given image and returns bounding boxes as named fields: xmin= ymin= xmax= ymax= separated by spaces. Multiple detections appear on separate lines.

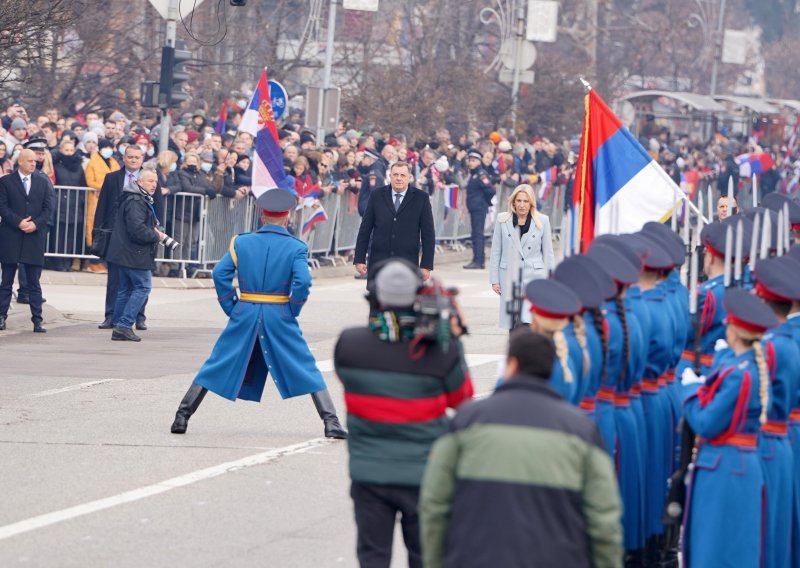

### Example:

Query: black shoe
xmin=0 ymin=316 xmax=5 ymax=331
xmin=16 ymin=296 xmax=29 ymax=304
xmin=311 ymin=389 xmax=348 ymax=439
xmin=171 ymin=385 xmax=208 ymax=434
xmin=135 ymin=320 xmax=148 ymax=331
xmin=33 ymin=323 xmax=46 ymax=333
xmin=462 ymin=262 xmax=485 ymax=269
xmin=111 ymin=326 xmax=141 ymax=342
xmin=354 ymin=273 xmax=368 ymax=280
xmin=98 ymin=317 xmax=113 ymax=329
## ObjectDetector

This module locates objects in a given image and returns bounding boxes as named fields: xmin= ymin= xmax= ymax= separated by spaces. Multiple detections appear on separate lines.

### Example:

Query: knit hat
xmin=186 ymin=130 xmax=199 ymax=144
xmin=434 ymin=156 xmax=450 ymax=172
xmin=498 ymin=140 xmax=512 ymax=152
xmin=10 ymin=117 xmax=26 ymax=131
xmin=374 ymin=260 xmax=422 ymax=308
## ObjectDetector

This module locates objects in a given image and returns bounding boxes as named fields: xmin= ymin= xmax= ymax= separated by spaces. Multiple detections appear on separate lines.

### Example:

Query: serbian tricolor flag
xmin=239 ymin=68 xmax=290 ymax=198
xmin=302 ymin=206 xmax=328 ymax=235
xmin=214 ymin=99 xmax=228 ymax=134
xmin=539 ymin=166 xmax=557 ymax=200
xmin=735 ymin=152 xmax=774 ymax=178
xmin=444 ymin=185 xmax=458 ymax=209
xmin=573 ymin=89 xmax=682 ymax=252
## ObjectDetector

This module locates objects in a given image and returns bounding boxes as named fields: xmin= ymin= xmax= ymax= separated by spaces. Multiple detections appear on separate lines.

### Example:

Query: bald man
xmin=0 ymin=149 xmax=54 ymax=332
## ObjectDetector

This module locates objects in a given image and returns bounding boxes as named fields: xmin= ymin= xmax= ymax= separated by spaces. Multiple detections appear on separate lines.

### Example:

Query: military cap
xmin=23 ymin=137 xmax=47 ymax=150
xmin=723 ymin=288 xmax=778 ymax=333
xmin=761 ymin=192 xmax=800 ymax=228
xmin=572 ymin=255 xmax=616 ymax=301
xmin=788 ymin=244 xmax=800 ymax=264
xmin=640 ymin=221 xmax=685 ymax=266
xmin=585 ymin=243 xmax=640 ymax=286
xmin=466 ymin=149 xmax=483 ymax=161
xmin=552 ymin=257 xmax=604 ymax=310
xmin=743 ymin=207 xmax=780 ymax=252
xmin=701 ymin=222 xmax=731 ymax=259
xmin=256 ymin=188 xmax=297 ymax=216
xmin=525 ymin=279 xmax=582 ymax=318
xmin=635 ymin=232 xmax=674 ymax=270
xmin=590 ymin=235 xmax=643 ymax=273
xmin=754 ymin=257 xmax=800 ymax=303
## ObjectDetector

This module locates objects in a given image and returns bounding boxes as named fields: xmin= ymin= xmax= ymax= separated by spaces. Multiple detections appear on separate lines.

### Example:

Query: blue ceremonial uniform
xmin=682 ymin=352 xmax=768 ymax=568
xmin=596 ymin=300 xmax=621 ymax=460
xmin=581 ymin=311 xmax=604 ymax=418
xmin=564 ymin=323 xmax=587 ymax=405
xmin=192 ymin=225 xmax=327 ymax=401
xmin=786 ymin=314 xmax=800 ymax=567
xmin=676 ymin=275 xmax=726 ymax=378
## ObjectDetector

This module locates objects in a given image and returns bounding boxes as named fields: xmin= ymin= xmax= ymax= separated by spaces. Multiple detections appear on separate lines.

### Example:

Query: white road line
xmin=0 ymin=437 xmax=333 ymax=542
xmin=317 ymin=353 xmax=502 ymax=374
xmin=29 ymin=379 xmax=124 ymax=398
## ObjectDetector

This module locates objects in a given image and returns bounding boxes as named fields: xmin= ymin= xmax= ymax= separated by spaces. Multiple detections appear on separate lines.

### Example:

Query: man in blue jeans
xmin=105 ymin=169 xmax=165 ymax=342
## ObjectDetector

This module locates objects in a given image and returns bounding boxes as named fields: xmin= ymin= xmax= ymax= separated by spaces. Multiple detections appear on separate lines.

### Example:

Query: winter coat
xmin=0 ymin=171 xmax=54 ymax=266
xmin=84 ymin=151 xmax=120 ymax=245
xmin=170 ymin=167 xmax=215 ymax=222
xmin=105 ymin=182 xmax=160 ymax=270
xmin=52 ymin=153 xmax=87 ymax=224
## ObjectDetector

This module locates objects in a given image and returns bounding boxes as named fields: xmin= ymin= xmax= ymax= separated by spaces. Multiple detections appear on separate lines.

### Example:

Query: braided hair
xmin=589 ymin=307 xmax=608 ymax=381
xmin=536 ymin=315 xmax=573 ymax=384
xmin=615 ymin=294 xmax=630 ymax=384
xmin=752 ymin=341 xmax=769 ymax=426
xmin=573 ymin=314 xmax=591 ymax=379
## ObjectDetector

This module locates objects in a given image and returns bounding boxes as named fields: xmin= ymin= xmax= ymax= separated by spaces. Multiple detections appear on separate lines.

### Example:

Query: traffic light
xmin=158 ymin=41 xmax=192 ymax=109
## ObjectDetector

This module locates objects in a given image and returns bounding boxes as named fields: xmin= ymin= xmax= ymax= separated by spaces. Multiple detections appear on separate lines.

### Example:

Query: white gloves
xmin=681 ymin=367 xmax=706 ymax=386
xmin=714 ymin=339 xmax=729 ymax=352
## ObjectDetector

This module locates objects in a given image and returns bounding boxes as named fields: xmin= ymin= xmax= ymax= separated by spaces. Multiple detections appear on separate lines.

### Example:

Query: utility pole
xmin=317 ymin=0 xmax=337 ymax=143
xmin=158 ymin=0 xmax=179 ymax=153
xmin=709 ymin=0 xmax=727 ymax=96
xmin=510 ymin=0 xmax=526 ymax=130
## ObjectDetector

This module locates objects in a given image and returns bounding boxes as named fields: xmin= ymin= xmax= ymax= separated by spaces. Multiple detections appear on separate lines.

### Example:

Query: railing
xmin=39 ymin=181 xmax=568 ymax=273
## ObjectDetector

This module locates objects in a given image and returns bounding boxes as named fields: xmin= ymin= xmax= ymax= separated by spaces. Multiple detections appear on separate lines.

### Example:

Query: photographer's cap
xmin=374 ymin=260 xmax=422 ymax=308
xmin=362 ymin=148 xmax=380 ymax=160
xmin=256 ymin=189 xmax=297 ymax=217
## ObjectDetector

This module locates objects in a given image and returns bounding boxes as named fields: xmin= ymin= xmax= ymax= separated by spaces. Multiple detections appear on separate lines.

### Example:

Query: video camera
xmin=412 ymin=279 xmax=466 ymax=352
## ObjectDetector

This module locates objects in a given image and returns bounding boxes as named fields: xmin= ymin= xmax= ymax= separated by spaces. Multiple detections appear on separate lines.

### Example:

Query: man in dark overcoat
xmin=94 ymin=144 xmax=164 ymax=330
xmin=354 ymin=161 xmax=435 ymax=282
xmin=0 ymin=149 xmax=54 ymax=332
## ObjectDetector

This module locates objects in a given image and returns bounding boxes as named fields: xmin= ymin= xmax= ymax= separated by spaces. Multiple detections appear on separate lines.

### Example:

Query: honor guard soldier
xmin=753 ymin=257 xmax=800 ymax=568
xmin=463 ymin=149 xmax=496 ymax=270
xmin=170 ymin=189 xmax=347 ymax=438
xmin=680 ymin=288 xmax=777 ymax=568
xmin=762 ymin=192 xmax=800 ymax=246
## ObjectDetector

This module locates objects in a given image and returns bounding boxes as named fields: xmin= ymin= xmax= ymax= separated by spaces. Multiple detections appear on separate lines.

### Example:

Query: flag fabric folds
xmin=538 ymin=166 xmax=557 ymax=200
xmin=573 ymin=89 xmax=682 ymax=252
xmin=735 ymin=152 xmax=774 ymax=178
xmin=239 ymin=68 xmax=290 ymax=199
xmin=214 ymin=99 xmax=228 ymax=134
xmin=302 ymin=206 xmax=328 ymax=235
xmin=444 ymin=185 xmax=458 ymax=209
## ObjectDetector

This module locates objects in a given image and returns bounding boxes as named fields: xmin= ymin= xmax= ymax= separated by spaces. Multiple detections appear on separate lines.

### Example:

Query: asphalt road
xmin=0 ymin=262 xmax=509 ymax=567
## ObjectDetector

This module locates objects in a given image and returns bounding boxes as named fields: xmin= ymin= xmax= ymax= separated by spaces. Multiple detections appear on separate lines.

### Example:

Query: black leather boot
xmin=170 ymin=384 xmax=208 ymax=434
xmin=311 ymin=389 xmax=348 ymax=439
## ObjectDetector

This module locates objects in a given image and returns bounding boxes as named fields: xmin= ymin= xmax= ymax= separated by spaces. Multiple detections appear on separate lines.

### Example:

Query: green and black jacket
xmin=334 ymin=327 xmax=473 ymax=487
xmin=420 ymin=375 xmax=623 ymax=568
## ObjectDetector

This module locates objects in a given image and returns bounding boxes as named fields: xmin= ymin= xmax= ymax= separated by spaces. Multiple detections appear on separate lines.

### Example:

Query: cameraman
xmin=106 ymin=168 xmax=165 ymax=342
xmin=334 ymin=259 xmax=473 ymax=568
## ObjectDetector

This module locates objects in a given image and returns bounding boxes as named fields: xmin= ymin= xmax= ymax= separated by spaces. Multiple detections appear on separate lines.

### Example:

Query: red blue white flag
xmin=239 ymin=68 xmax=290 ymax=198
xmin=538 ymin=166 xmax=557 ymax=200
xmin=302 ymin=206 xmax=328 ymax=235
xmin=735 ymin=152 xmax=774 ymax=177
xmin=573 ymin=89 xmax=682 ymax=252
xmin=214 ymin=99 xmax=228 ymax=134
xmin=444 ymin=185 xmax=458 ymax=209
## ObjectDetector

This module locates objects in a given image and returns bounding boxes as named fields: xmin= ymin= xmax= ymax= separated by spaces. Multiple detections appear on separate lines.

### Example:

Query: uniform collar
xmin=257 ymin=224 xmax=291 ymax=235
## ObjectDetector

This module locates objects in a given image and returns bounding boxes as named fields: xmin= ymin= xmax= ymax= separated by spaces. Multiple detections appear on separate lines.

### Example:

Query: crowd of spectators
xmin=1 ymin=97 xmax=799 ymax=276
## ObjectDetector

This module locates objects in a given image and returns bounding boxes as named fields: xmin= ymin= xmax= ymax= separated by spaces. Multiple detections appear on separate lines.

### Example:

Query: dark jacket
xmin=335 ymin=326 xmax=472 ymax=486
xmin=0 ymin=171 xmax=54 ymax=266
xmin=357 ymin=162 xmax=386 ymax=216
xmin=106 ymin=183 xmax=160 ymax=270
xmin=52 ymin=153 xmax=87 ymax=223
xmin=95 ymin=168 xmax=165 ymax=230
xmin=170 ymin=167 xmax=216 ymax=222
xmin=420 ymin=376 xmax=623 ymax=568
xmin=465 ymin=166 xmax=496 ymax=212
xmin=354 ymin=186 xmax=436 ymax=278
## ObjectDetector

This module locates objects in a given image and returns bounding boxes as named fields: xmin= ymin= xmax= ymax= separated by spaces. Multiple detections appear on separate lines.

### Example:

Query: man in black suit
xmin=354 ymin=161 xmax=435 ymax=281
xmin=0 ymin=149 xmax=54 ymax=332
xmin=94 ymin=145 xmax=165 ymax=329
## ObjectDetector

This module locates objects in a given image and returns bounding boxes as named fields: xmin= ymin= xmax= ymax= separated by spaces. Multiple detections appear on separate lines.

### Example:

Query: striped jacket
xmin=334 ymin=327 xmax=473 ymax=487
xmin=420 ymin=376 xmax=623 ymax=568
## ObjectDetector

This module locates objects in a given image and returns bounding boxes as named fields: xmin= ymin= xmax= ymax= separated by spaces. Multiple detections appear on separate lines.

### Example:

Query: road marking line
xmin=29 ymin=380 xmax=124 ymax=398
xmin=0 ymin=437 xmax=333 ymax=542
xmin=316 ymin=353 xmax=502 ymax=373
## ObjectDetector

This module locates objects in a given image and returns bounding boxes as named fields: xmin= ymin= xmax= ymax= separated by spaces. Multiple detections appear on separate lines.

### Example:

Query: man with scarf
xmin=105 ymin=168 xmax=164 ymax=342
xmin=334 ymin=259 xmax=473 ymax=568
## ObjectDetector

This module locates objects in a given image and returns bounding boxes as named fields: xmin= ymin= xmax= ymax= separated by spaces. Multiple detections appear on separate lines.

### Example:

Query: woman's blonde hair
xmin=730 ymin=324 xmax=769 ymax=425
xmin=534 ymin=314 xmax=572 ymax=383
xmin=507 ymin=184 xmax=542 ymax=230
xmin=572 ymin=314 xmax=591 ymax=379
xmin=156 ymin=150 xmax=178 ymax=172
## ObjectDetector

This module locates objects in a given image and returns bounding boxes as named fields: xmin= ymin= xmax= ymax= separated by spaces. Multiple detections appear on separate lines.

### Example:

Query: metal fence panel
xmin=333 ymin=191 xmax=362 ymax=254
xmin=202 ymin=195 xmax=257 ymax=264
xmin=46 ymin=185 xmax=91 ymax=258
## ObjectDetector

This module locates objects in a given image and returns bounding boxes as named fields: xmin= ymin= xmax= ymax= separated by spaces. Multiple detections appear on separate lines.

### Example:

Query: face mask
xmin=200 ymin=162 xmax=212 ymax=173
xmin=147 ymin=147 xmax=155 ymax=157
xmin=100 ymin=148 xmax=113 ymax=159
xmin=137 ymin=145 xmax=148 ymax=155
xmin=119 ymin=145 xmax=128 ymax=155
xmin=169 ymin=162 xmax=177 ymax=172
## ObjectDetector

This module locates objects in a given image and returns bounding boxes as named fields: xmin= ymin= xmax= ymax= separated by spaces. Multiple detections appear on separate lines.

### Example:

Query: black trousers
xmin=350 ymin=482 xmax=422 ymax=568
xmin=0 ymin=263 xmax=43 ymax=323
xmin=104 ymin=262 xmax=147 ymax=322
xmin=469 ymin=208 xmax=487 ymax=265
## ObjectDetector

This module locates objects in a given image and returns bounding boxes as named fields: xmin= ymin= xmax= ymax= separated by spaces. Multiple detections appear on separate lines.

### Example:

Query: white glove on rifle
xmin=714 ymin=339 xmax=729 ymax=352
xmin=681 ymin=367 xmax=706 ymax=386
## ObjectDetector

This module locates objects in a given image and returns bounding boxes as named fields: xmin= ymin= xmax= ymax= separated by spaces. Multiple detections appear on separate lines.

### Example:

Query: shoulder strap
xmin=229 ymin=236 xmax=238 ymax=268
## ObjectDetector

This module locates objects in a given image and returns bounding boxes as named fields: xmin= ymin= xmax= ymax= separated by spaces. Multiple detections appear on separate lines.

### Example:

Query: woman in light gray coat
xmin=489 ymin=184 xmax=555 ymax=330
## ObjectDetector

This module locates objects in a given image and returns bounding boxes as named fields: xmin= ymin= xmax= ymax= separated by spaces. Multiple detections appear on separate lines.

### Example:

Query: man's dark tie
xmin=394 ymin=193 xmax=401 ymax=211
